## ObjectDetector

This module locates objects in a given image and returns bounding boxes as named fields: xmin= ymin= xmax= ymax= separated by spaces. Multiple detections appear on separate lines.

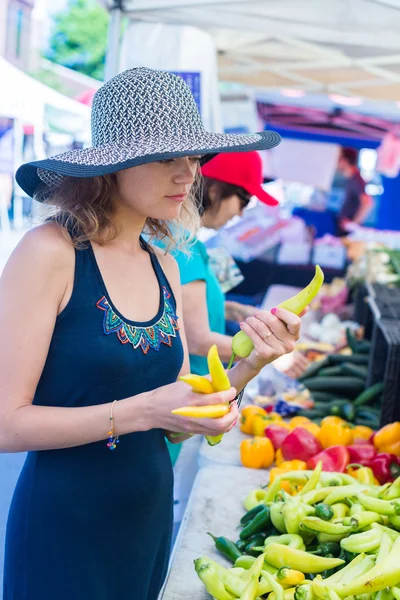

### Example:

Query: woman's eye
xmin=190 ymin=156 xmax=201 ymax=163
xmin=159 ymin=159 xmax=174 ymax=164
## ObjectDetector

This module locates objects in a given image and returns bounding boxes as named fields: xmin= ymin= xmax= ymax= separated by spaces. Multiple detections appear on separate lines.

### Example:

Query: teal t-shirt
xmin=172 ymin=239 xmax=226 ymax=375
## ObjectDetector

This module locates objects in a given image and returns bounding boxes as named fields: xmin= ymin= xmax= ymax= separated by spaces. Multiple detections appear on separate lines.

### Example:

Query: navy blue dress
xmin=3 ymin=237 xmax=183 ymax=600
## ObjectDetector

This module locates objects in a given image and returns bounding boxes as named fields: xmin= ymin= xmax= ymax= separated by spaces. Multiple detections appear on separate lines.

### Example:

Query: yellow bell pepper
xmin=240 ymin=437 xmax=275 ymax=469
xmin=348 ymin=465 xmax=379 ymax=486
xmin=352 ymin=424 xmax=374 ymax=443
xmin=318 ymin=421 xmax=353 ymax=448
xmin=269 ymin=460 xmax=307 ymax=483
xmin=297 ymin=422 xmax=320 ymax=438
xmin=240 ymin=406 xmax=267 ymax=435
xmin=289 ymin=416 xmax=310 ymax=429
xmin=275 ymin=448 xmax=285 ymax=466
xmin=253 ymin=415 xmax=290 ymax=437
xmin=320 ymin=415 xmax=345 ymax=426
xmin=374 ymin=422 xmax=400 ymax=455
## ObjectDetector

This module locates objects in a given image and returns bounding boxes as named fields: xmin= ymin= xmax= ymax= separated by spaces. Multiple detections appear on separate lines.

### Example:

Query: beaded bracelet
xmin=107 ymin=400 xmax=119 ymax=450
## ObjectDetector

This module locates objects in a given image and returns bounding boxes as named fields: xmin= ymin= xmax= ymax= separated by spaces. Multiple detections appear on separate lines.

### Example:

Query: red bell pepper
xmin=347 ymin=444 xmax=376 ymax=465
xmin=307 ymin=446 xmax=350 ymax=473
xmin=281 ymin=428 xmax=322 ymax=462
xmin=265 ymin=424 xmax=289 ymax=449
xmin=368 ymin=453 xmax=400 ymax=484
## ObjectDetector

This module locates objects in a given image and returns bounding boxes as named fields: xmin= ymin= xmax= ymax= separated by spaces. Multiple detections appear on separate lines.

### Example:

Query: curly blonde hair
xmin=35 ymin=172 xmax=201 ymax=251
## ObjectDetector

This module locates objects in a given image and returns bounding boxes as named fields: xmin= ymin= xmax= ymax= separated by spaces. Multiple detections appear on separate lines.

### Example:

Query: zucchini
xmin=353 ymin=382 xmax=384 ymax=407
xmin=354 ymin=341 xmax=371 ymax=355
xmin=298 ymin=357 xmax=330 ymax=382
xmin=296 ymin=408 xmax=328 ymax=419
xmin=313 ymin=399 xmax=355 ymax=422
xmin=340 ymin=363 xmax=368 ymax=379
xmin=328 ymin=354 xmax=369 ymax=366
xmin=355 ymin=406 xmax=381 ymax=420
xmin=310 ymin=391 xmax=340 ymax=403
xmin=354 ymin=417 xmax=380 ymax=430
xmin=302 ymin=376 xmax=365 ymax=398
xmin=318 ymin=366 xmax=344 ymax=377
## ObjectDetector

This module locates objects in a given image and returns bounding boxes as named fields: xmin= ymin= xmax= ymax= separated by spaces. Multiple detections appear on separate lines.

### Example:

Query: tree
xmin=46 ymin=0 xmax=109 ymax=81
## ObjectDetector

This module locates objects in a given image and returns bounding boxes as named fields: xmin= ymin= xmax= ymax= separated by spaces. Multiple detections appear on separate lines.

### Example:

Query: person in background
xmin=337 ymin=147 xmax=373 ymax=235
xmin=169 ymin=151 xmax=310 ymax=381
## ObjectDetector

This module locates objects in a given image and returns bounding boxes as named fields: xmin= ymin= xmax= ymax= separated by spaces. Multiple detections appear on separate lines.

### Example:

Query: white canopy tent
xmin=0 ymin=57 xmax=90 ymax=228
xmin=103 ymin=0 xmax=400 ymax=108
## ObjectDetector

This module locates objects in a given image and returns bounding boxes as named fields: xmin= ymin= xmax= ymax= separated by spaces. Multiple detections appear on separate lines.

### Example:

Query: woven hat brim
xmin=16 ymin=130 xmax=281 ymax=199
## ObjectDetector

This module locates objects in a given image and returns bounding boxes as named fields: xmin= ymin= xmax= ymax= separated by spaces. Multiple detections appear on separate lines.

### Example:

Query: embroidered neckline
xmin=96 ymin=286 xmax=179 ymax=354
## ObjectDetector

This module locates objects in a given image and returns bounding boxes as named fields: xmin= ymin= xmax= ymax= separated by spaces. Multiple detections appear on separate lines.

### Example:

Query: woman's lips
xmin=166 ymin=194 xmax=186 ymax=202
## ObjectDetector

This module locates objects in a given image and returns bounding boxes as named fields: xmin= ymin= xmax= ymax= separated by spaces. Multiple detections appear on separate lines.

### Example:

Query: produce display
xmin=195 ymin=464 xmax=400 ymax=600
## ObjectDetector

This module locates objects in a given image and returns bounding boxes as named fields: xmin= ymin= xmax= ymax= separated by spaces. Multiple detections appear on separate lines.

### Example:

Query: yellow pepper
xmin=240 ymin=437 xmax=275 ymax=469
xmin=171 ymin=404 xmax=230 ymax=418
xmin=239 ymin=406 xmax=267 ymax=435
xmin=179 ymin=374 xmax=215 ymax=394
xmin=352 ymin=424 xmax=374 ymax=443
xmin=275 ymin=448 xmax=285 ymax=466
xmin=318 ymin=421 xmax=353 ymax=448
xmin=320 ymin=415 xmax=345 ymax=426
xmin=269 ymin=460 xmax=307 ymax=483
xmin=207 ymin=344 xmax=231 ymax=392
xmin=289 ymin=416 xmax=310 ymax=429
xmin=348 ymin=465 xmax=379 ymax=486
xmin=253 ymin=415 xmax=290 ymax=437
xmin=374 ymin=422 xmax=400 ymax=455
xmin=297 ymin=422 xmax=320 ymax=438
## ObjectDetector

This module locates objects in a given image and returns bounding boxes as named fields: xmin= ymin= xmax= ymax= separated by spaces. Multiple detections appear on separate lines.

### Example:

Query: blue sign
xmin=172 ymin=72 xmax=201 ymax=116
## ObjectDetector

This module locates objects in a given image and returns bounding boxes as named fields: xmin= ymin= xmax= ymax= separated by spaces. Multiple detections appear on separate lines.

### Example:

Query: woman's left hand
xmin=225 ymin=300 xmax=257 ymax=323
xmin=239 ymin=307 xmax=303 ymax=373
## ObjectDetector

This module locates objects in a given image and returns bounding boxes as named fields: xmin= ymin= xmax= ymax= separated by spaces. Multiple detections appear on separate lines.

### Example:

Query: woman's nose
xmin=174 ymin=158 xmax=197 ymax=184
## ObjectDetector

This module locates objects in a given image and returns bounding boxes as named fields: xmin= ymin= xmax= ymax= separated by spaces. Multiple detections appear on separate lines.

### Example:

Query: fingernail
xmin=271 ymin=308 xmax=278 ymax=316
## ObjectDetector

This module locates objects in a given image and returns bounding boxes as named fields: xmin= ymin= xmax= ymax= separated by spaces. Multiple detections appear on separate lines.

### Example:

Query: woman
xmin=171 ymin=151 xmax=309 ymax=379
xmin=1 ymin=68 xmax=301 ymax=600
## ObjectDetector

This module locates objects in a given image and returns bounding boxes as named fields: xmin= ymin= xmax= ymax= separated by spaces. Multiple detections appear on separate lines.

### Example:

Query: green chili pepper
xmin=245 ymin=533 xmax=267 ymax=553
xmin=300 ymin=517 xmax=352 ymax=536
xmin=236 ymin=539 xmax=247 ymax=552
xmin=342 ymin=510 xmax=383 ymax=529
xmin=207 ymin=533 xmax=242 ymax=563
xmin=240 ymin=506 xmax=271 ymax=540
xmin=240 ymin=504 xmax=265 ymax=526
xmin=264 ymin=533 xmax=306 ymax=551
xmin=309 ymin=542 xmax=341 ymax=557
xmin=315 ymin=503 xmax=335 ymax=521
xmin=282 ymin=498 xmax=315 ymax=535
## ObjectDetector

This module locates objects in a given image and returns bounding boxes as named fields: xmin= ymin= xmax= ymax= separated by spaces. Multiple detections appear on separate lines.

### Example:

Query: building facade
xmin=0 ymin=0 xmax=36 ymax=70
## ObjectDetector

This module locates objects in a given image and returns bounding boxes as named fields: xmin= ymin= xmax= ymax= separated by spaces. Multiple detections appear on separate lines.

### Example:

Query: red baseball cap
xmin=201 ymin=151 xmax=278 ymax=206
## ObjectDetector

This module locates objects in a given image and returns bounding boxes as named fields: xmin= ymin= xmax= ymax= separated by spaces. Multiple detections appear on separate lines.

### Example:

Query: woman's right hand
xmin=145 ymin=381 xmax=239 ymax=437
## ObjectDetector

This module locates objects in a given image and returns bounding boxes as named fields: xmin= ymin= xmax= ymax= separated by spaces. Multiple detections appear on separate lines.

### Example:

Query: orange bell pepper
xmin=318 ymin=421 xmax=353 ymax=449
xmin=239 ymin=405 xmax=267 ymax=435
xmin=374 ymin=422 xmax=400 ymax=456
xmin=240 ymin=436 xmax=274 ymax=469
xmin=289 ymin=416 xmax=310 ymax=429
xmin=253 ymin=414 xmax=290 ymax=437
xmin=352 ymin=425 xmax=374 ymax=443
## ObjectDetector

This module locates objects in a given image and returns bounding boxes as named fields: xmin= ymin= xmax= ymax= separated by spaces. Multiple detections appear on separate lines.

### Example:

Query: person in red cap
xmin=169 ymin=151 xmax=309 ymax=380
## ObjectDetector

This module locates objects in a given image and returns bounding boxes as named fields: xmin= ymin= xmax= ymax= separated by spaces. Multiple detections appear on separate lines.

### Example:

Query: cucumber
xmin=310 ymin=391 xmax=340 ymax=403
xmin=340 ymin=363 xmax=368 ymax=379
xmin=355 ymin=406 xmax=382 ymax=419
xmin=346 ymin=328 xmax=359 ymax=354
xmin=298 ymin=357 xmax=330 ymax=382
xmin=314 ymin=399 xmax=355 ymax=422
xmin=318 ymin=366 xmax=344 ymax=377
xmin=340 ymin=401 xmax=356 ymax=422
xmin=302 ymin=376 xmax=365 ymax=398
xmin=296 ymin=408 xmax=328 ymax=419
xmin=328 ymin=354 xmax=369 ymax=366
xmin=354 ymin=417 xmax=380 ymax=430
xmin=353 ymin=382 xmax=385 ymax=407
xmin=354 ymin=341 xmax=371 ymax=355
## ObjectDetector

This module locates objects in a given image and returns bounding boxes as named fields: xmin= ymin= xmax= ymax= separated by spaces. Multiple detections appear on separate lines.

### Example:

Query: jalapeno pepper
xmin=207 ymin=533 xmax=242 ymax=563
xmin=240 ymin=506 xmax=271 ymax=540
xmin=240 ymin=503 xmax=265 ymax=526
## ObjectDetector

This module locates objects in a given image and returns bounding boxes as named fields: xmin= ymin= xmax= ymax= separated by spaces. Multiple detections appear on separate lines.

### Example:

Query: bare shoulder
xmin=10 ymin=222 xmax=74 ymax=270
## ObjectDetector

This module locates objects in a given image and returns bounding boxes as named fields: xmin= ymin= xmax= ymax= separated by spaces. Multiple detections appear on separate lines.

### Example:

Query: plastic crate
xmin=366 ymin=318 xmax=400 ymax=426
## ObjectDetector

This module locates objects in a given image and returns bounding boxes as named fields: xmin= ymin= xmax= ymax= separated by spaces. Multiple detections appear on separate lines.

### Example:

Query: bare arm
xmin=353 ymin=193 xmax=373 ymax=224
xmin=0 ymin=226 xmax=238 ymax=453
xmin=182 ymin=280 xmax=236 ymax=362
